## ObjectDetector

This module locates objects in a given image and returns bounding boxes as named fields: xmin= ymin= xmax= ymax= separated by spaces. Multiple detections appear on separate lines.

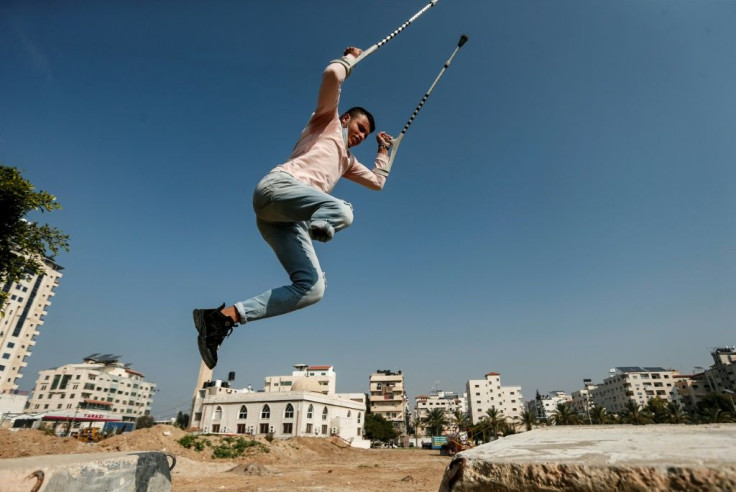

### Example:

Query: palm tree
xmin=483 ymin=407 xmax=506 ymax=441
xmin=589 ymin=406 xmax=610 ymax=425
xmin=451 ymin=409 xmax=470 ymax=434
xmin=699 ymin=406 xmax=733 ymax=424
xmin=665 ymin=401 xmax=690 ymax=424
xmin=517 ymin=409 xmax=537 ymax=431
xmin=618 ymin=401 xmax=652 ymax=425
xmin=645 ymin=397 xmax=669 ymax=423
xmin=423 ymin=408 xmax=449 ymax=436
xmin=551 ymin=402 xmax=580 ymax=425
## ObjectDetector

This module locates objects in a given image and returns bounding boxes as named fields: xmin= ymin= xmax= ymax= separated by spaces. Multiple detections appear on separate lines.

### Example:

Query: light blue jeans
xmin=234 ymin=172 xmax=354 ymax=323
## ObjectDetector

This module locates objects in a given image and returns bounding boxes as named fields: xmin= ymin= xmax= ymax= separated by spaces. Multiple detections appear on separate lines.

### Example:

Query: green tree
xmin=136 ymin=415 xmax=156 ymax=429
xmin=175 ymin=411 xmax=190 ymax=429
xmin=618 ymin=401 xmax=652 ymax=425
xmin=451 ymin=409 xmax=470 ymax=433
xmin=363 ymin=413 xmax=399 ymax=443
xmin=699 ymin=406 xmax=733 ymax=424
xmin=645 ymin=397 xmax=669 ymax=423
xmin=423 ymin=408 xmax=449 ymax=436
xmin=517 ymin=408 xmax=537 ymax=431
xmin=696 ymin=393 xmax=734 ymax=418
xmin=482 ymin=407 xmax=506 ymax=440
xmin=589 ymin=406 xmax=611 ymax=425
xmin=665 ymin=401 xmax=690 ymax=424
xmin=551 ymin=402 xmax=580 ymax=425
xmin=0 ymin=166 xmax=69 ymax=313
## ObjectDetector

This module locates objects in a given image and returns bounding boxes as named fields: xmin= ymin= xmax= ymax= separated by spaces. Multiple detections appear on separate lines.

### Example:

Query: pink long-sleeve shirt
xmin=271 ymin=55 xmax=388 ymax=194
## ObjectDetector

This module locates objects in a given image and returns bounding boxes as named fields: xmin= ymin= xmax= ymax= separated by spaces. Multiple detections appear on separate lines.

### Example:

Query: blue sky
xmin=2 ymin=1 xmax=734 ymax=419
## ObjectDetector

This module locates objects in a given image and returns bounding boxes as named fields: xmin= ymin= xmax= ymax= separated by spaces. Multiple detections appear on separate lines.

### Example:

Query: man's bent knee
xmin=299 ymin=274 xmax=326 ymax=307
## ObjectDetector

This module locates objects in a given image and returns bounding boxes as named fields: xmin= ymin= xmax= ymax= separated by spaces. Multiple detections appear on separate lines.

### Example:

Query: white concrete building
xmin=466 ymin=372 xmax=524 ymax=425
xmin=264 ymin=364 xmax=336 ymax=395
xmin=1 ymin=257 xmax=63 ymax=393
xmin=191 ymin=365 xmax=368 ymax=447
xmin=703 ymin=346 xmax=736 ymax=394
xmin=526 ymin=390 xmax=571 ymax=424
xmin=25 ymin=354 xmax=156 ymax=423
xmin=414 ymin=390 xmax=467 ymax=435
xmin=590 ymin=367 xmax=680 ymax=414
xmin=368 ymin=369 xmax=409 ymax=436
xmin=571 ymin=379 xmax=597 ymax=420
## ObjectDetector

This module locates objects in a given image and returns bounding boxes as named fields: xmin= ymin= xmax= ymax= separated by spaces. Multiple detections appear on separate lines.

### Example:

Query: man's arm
xmin=343 ymin=131 xmax=394 ymax=190
xmin=314 ymin=47 xmax=362 ymax=117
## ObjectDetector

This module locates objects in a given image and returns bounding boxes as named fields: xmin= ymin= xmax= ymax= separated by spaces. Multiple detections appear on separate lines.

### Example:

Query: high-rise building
xmin=414 ymin=389 xmax=467 ymax=436
xmin=368 ymin=369 xmax=409 ymax=436
xmin=704 ymin=346 xmax=736 ymax=393
xmin=1 ymin=257 xmax=63 ymax=393
xmin=571 ymin=378 xmax=597 ymax=420
xmin=527 ymin=390 xmax=572 ymax=424
xmin=466 ymin=372 xmax=523 ymax=425
xmin=25 ymin=354 xmax=156 ymax=424
xmin=590 ymin=367 xmax=680 ymax=414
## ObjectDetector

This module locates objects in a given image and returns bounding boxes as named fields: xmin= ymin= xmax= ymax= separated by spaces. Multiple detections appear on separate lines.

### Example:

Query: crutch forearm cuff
xmin=375 ymin=168 xmax=390 ymax=177
xmin=330 ymin=56 xmax=355 ymax=78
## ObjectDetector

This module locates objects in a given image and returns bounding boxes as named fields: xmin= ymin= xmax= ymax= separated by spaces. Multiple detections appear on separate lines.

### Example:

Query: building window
xmin=238 ymin=405 xmax=247 ymax=419
xmin=357 ymin=412 xmax=361 ymax=424
xmin=259 ymin=423 xmax=270 ymax=434
xmin=261 ymin=404 xmax=270 ymax=419
xmin=321 ymin=425 xmax=328 ymax=435
xmin=237 ymin=424 xmax=246 ymax=434
xmin=213 ymin=406 xmax=222 ymax=421
xmin=322 ymin=408 xmax=328 ymax=421
xmin=211 ymin=424 xmax=220 ymax=433
xmin=2 ymin=353 xmax=11 ymax=360
xmin=284 ymin=403 xmax=294 ymax=419
xmin=306 ymin=423 xmax=313 ymax=434
xmin=283 ymin=423 xmax=293 ymax=434
xmin=307 ymin=404 xmax=314 ymax=419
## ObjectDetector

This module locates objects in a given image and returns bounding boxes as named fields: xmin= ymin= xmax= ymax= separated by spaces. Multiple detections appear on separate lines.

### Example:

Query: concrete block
xmin=440 ymin=424 xmax=736 ymax=491
xmin=0 ymin=451 xmax=172 ymax=492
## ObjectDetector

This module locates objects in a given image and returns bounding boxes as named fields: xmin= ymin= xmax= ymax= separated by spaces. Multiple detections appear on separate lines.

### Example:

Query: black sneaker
xmin=193 ymin=303 xmax=236 ymax=369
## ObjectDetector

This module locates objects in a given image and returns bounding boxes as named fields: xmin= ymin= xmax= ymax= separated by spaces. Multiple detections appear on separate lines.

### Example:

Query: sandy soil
xmin=0 ymin=427 xmax=449 ymax=491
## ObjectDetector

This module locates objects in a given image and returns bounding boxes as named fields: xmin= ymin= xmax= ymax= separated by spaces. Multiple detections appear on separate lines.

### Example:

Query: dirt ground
xmin=0 ymin=427 xmax=450 ymax=491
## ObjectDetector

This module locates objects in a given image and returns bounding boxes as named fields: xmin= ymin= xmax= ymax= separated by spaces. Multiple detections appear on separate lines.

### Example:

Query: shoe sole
xmin=193 ymin=309 xmax=217 ymax=369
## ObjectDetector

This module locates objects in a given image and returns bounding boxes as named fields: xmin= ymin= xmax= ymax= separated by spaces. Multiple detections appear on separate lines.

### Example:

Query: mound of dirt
xmin=0 ymin=429 xmax=91 ymax=459
xmin=228 ymin=463 xmax=271 ymax=475
xmin=0 ymin=426 xmax=361 ymax=464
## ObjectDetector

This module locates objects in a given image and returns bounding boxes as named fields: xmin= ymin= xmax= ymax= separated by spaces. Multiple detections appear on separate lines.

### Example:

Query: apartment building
xmin=26 ymin=354 xmax=156 ymax=424
xmin=368 ymin=369 xmax=409 ymax=435
xmin=466 ymin=372 xmax=523 ymax=425
xmin=191 ymin=365 xmax=368 ymax=447
xmin=264 ymin=364 xmax=336 ymax=395
xmin=414 ymin=390 xmax=467 ymax=436
xmin=590 ymin=367 xmax=679 ymax=414
xmin=1 ymin=257 xmax=63 ymax=393
xmin=526 ymin=390 xmax=571 ymax=423
xmin=703 ymin=346 xmax=736 ymax=393
xmin=571 ymin=379 xmax=597 ymax=418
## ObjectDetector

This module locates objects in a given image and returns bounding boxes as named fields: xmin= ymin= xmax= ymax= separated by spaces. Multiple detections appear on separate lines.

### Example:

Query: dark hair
xmin=344 ymin=106 xmax=375 ymax=133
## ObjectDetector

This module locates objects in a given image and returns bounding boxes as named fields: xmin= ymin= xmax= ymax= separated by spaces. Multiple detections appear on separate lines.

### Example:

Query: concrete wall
xmin=0 ymin=451 xmax=172 ymax=492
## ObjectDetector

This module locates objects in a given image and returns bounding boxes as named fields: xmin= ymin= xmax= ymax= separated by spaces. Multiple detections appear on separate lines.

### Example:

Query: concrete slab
xmin=0 ymin=451 xmax=172 ymax=492
xmin=440 ymin=424 xmax=736 ymax=491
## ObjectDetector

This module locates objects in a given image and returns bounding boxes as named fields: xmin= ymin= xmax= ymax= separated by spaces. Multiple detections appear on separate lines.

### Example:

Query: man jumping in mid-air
xmin=194 ymin=46 xmax=394 ymax=369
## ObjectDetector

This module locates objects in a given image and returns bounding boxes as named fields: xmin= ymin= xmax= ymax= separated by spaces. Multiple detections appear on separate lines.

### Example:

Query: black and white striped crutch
xmin=378 ymin=34 xmax=469 ymax=176
xmin=352 ymin=0 xmax=441 ymax=67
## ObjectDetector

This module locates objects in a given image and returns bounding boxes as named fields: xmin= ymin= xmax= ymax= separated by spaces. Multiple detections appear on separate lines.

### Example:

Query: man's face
xmin=341 ymin=113 xmax=371 ymax=148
